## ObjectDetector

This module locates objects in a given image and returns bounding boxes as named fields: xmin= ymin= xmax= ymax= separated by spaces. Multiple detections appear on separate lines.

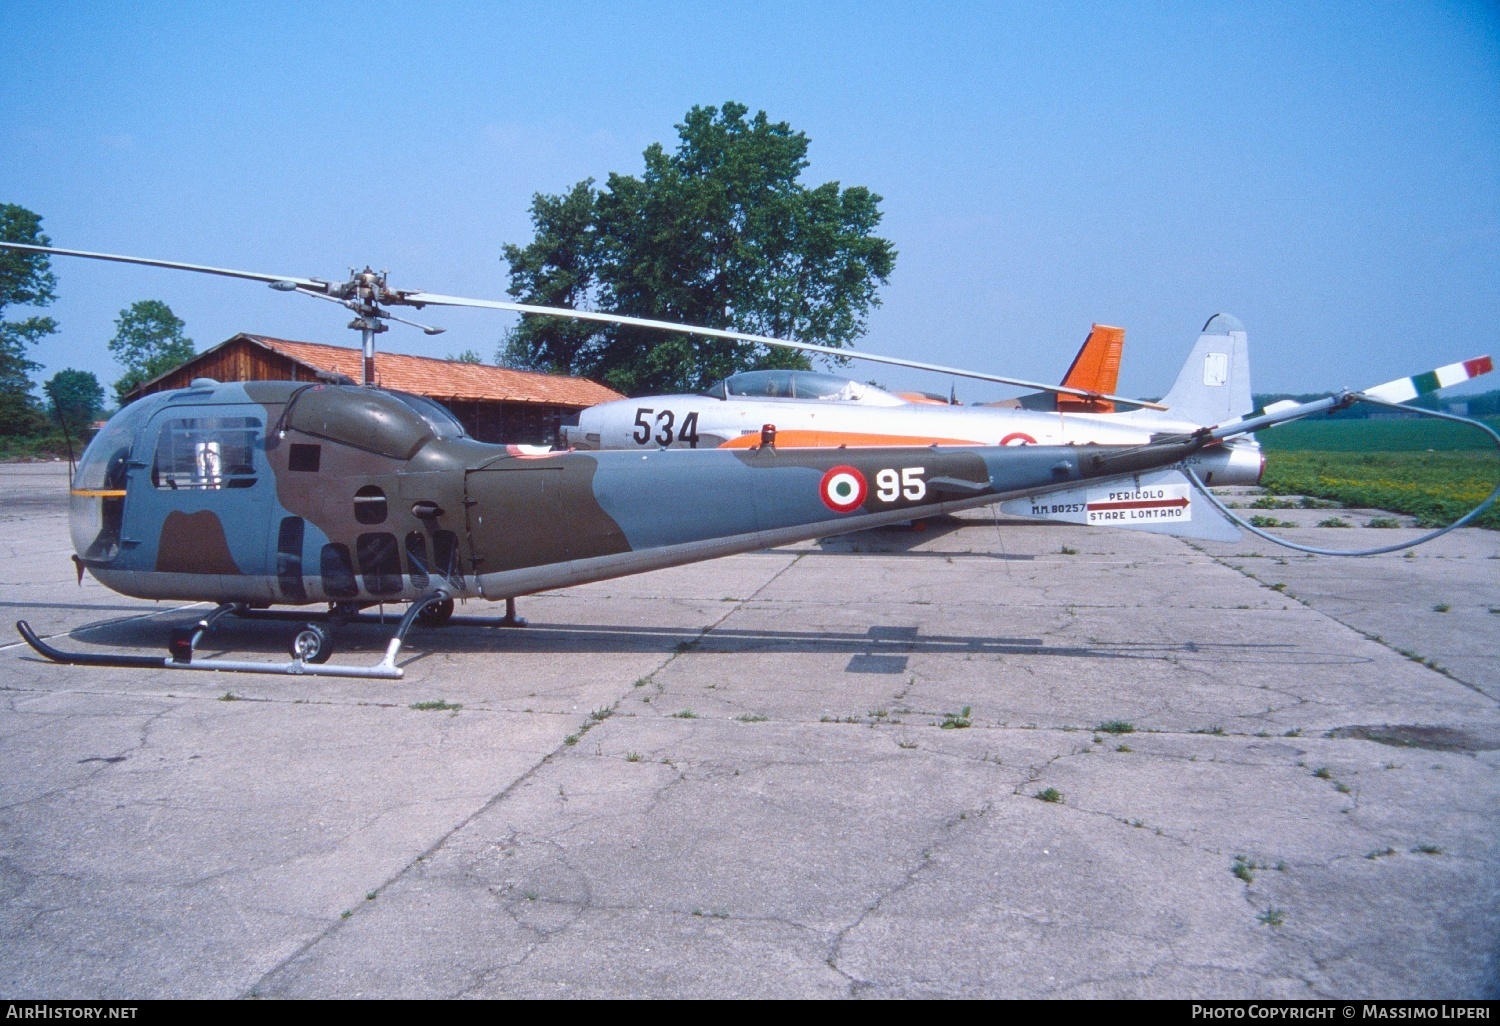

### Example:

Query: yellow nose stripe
xmin=70 ymin=489 xmax=128 ymax=498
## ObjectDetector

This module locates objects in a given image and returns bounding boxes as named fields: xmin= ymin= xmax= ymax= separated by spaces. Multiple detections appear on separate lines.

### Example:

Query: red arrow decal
xmin=1086 ymin=497 xmax=1191 ymax=512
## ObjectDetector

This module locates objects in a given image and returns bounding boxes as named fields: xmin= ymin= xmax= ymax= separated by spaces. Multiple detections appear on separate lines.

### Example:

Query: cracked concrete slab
xmin=1 ymin=464 xmax=1496 ymax=998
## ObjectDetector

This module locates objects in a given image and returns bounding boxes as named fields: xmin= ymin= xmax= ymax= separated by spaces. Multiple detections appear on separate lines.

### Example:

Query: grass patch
xmin=1317 ymin=517 xmax=1351 ymax=528
xmin=672 ymin=709 xmax=697 ymax=719
xmin=1232 ymin=855 xmax=1256 ymax=884
xmin=1259 ymin=444 xmax=1499 ymax=530
xmin=1097 ymin=720 xmax=1135 ymax=734
xmin=1034 ymin=787 xmax=1063 ymax=804
xmin=410 ymin=699 xmax=461 ymax=712
xmin=940 ymin=705 xmax=973 ymax=729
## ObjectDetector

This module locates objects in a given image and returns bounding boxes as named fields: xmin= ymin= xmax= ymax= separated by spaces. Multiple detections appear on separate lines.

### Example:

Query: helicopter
xmin=2 ymin=242 xmax=1493 ymax=680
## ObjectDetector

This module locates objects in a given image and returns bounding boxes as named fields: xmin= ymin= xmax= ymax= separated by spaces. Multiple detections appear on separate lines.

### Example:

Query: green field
xmin=1258 ymin=419 xmax=1500 ymax=529
xmin=1258 ymin=416 xmax=1500 ymax=452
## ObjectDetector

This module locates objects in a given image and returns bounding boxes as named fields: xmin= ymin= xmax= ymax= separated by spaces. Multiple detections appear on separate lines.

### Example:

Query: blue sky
xmin=2 ymin=1 xmax=1497 ymax=402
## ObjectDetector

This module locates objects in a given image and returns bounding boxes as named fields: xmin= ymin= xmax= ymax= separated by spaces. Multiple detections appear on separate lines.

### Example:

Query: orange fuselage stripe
xmin=718 ymin=429 xmax=982 ymax=449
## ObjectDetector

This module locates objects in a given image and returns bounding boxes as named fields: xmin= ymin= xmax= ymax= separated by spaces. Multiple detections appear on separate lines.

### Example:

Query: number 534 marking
xmin=875 ymin=467 xmax=926 ymax=502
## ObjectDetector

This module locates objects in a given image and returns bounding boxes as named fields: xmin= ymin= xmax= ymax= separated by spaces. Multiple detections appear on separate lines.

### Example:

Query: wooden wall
xmin=135 ymin=339 xmax=312 ymax=396
xmin=135 ymin=339 xmax=580 ymax=446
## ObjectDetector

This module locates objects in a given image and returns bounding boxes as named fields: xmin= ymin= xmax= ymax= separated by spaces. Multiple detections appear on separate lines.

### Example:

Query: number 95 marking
xmin=875 ymin=467 xmax=926 ymax=502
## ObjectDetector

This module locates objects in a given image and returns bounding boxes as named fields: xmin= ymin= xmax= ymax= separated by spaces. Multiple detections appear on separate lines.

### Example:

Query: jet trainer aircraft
xmin=562 ymin=317 xmax=1265 ymax=490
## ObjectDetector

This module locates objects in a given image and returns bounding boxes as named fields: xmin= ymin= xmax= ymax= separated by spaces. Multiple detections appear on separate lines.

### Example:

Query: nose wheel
xmin=290 ymin=623 xmax=333 ymax=663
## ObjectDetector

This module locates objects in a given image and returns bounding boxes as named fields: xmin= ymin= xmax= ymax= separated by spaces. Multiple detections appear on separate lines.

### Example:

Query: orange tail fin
xmin=1057 ymin=324 xmax=1124 ymax=413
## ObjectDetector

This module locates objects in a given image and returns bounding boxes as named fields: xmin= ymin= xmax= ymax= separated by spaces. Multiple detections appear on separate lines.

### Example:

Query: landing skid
xmin=14 ymin=592 xmax=474 ymax=681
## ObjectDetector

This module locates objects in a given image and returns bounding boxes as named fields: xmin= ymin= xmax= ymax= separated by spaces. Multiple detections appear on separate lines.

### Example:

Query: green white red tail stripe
xmin=1360 ymin=356 xmax=1493 ymax=404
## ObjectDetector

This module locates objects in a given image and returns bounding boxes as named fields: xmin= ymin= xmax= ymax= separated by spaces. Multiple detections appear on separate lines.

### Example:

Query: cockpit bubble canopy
xmin=701 ymin=369 xmax=906 ymax=406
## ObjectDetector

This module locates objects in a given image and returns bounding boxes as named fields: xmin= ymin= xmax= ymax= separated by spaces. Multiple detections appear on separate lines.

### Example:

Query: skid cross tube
xmin=15 ymin=591 xmax=455 ymax=680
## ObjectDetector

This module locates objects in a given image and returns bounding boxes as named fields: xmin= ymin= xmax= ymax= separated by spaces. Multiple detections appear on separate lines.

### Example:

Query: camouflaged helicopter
xmin=4 ymin=243 xmax=1494 ymax=680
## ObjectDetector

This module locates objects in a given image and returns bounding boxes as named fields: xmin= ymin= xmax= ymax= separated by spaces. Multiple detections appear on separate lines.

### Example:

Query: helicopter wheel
xmin=416 ymin=597 xmax=454 ymax=627
xmin=290 ymin=624 xmax=333 ymax=664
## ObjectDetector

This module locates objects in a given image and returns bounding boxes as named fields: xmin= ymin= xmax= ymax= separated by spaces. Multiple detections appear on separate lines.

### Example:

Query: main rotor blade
xmin=0 ymin=242 xmax=324 ymax=290
xmin=2 ymin=240 xmax=1167 ymax=408
xmin=1211 ymin=355 xmax=1493 ymax=440
xmin=407 ymin=291 xmax=1168 ymax=409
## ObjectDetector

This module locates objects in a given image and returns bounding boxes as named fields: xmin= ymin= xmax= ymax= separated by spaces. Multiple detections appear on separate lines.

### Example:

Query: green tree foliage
xmin=447 ymin=349 xmax=483 ymax=364
xmin=0 ymin=205 xmax=59 ymax=436
xmin=44 ymin=368 xmax=104 ymax=440
xmin=499 ymin=102 xmax=896 ymax=395
xmin=109 ymin=300 xmax=194 ymax=404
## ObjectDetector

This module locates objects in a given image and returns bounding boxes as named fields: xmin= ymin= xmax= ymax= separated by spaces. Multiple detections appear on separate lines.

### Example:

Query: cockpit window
xmin=386 ymin=390 xmax=467 ymax=440
xmin=152 ymin=417 xmax=261 ymax=489
xmin=703 ymin=370 xmax=878 ymax=401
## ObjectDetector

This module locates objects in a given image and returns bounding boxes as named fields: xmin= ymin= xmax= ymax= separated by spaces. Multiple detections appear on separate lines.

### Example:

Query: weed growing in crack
xmin=736 ymin=712 xmax=768 ymax=722
xmin=1232 ymin=855 xmax=1257 ymax=884
xmin=1097 ymin=720 xmax=1134 ymax=734
xmin=523 ymin=891 xmax=538 ymax=901
xmin=1312 ymin=767 xmax=1332 ymax=779
xmin=898 ymin=739 xmax=918 ymax=749
xmin=940 ymin=705 xmax=973 ymax=730
xmin=589 ymin=707 xmax=612 ymax=721
xmin=1196 ymin=725 xmax=1226 ymax=736
xmin=563 ymin=733 xmax=580 ymax=746
xmin=1258 ymin=908 xmax=1285 ymax=927
xmin=633 ymin=677 xmax=650 ymax=688
xmin=672 ymin=709 xmax=697 ymax=719
xmin=219 ymin=692 xmax=240 ymax=702
xmin=1284 ymin=728 xmax=1302 ymax=738
xmin=1365 ymin=848 xmax=1397 ymax=860
xmin=340 ymin=910 xmax=351 ymax=919
xmin=1060 ymin=545 xmax=1079 ymax=555
xmin=1433 ymin=603 xmax=1452 ymax=613
xmin=1117 ymin=744 xmax=1133 ymax=753
xmin=365 ymin=891 xmax=377 ymax=901
xmin=410 ymin=700 xmax=461 ymax=712
xmin=1334 ymin=782 xmax=1352 ymax=794
xmin=1411 ymin=844 xmax=1443 ymax=855
xmin=1035 ymin=787 xmax=1063 ymax=804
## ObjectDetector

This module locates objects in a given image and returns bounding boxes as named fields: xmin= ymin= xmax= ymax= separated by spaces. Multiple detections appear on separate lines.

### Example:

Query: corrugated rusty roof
xmin=243 ymin=335 xmax=623 ymax=407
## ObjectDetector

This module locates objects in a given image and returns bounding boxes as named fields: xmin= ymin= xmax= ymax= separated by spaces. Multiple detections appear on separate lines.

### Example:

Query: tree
xmin=0 ymin=204 xmax=59 ymax=436
xmin=109 ymin=300 xmax=194 ymax=404
xmin=447 ymin=349 xmax=483 ymax=364
xmin=44 ymin=369 xmax=104 ymax=441
xmin=499 ymin=103 xmax=896 ymax=395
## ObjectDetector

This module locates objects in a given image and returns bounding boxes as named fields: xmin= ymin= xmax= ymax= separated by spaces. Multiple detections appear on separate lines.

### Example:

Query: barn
xmin=125 ymin=333 xmax=624 ymax=446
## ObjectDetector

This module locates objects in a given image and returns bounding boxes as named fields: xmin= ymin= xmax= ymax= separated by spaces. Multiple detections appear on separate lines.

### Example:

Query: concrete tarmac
xmin=1 ymin=463 xmax=1497 ymax=998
